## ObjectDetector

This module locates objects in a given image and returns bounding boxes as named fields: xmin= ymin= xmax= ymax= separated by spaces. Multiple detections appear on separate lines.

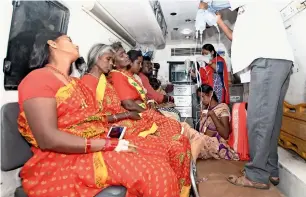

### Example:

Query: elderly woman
xmin=80 ymin=43 xmax=192 ymax=196
xmin=17 ymin=31 xmax=184 ymax=197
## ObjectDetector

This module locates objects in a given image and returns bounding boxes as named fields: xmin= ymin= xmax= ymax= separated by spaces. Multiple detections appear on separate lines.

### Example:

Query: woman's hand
xmin=148 ymin=102 xmax=157 ymax=109
xmin=115 ymin=139 xmax=137 ymax=152
xmin=128 ymin=111 xmax=141 ymax=120
xmin=208 ymin=110 xmax=215 ymax=117
xmin=190 ymin=69 xmax=196 ymax=78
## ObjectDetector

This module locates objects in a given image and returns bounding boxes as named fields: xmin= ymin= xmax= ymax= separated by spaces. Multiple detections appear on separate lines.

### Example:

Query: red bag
xmin=228 ymin=102 xmax=250 ymax=161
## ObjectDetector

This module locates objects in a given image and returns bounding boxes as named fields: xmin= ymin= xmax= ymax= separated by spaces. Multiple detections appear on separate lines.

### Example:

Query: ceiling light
xmin=181 ymin=28 xmax=192 ymax=35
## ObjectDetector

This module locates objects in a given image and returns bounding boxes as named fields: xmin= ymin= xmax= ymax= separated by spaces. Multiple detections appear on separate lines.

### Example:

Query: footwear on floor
xmin=240 ymin=168 xmax=280 ymax=186
xmin=227 ymin=174 xmax=270 ymax=190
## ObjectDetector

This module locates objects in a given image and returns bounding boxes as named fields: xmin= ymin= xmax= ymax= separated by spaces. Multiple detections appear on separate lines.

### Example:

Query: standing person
xmin=201 ymin=44 xmax=230 ymax=104
xmin=200 ymin=0 xmax=294 ymax=189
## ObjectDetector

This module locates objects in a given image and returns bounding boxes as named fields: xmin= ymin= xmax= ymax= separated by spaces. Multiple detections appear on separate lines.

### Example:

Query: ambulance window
xmin=3 ymin=0 xmax=70 ymax=90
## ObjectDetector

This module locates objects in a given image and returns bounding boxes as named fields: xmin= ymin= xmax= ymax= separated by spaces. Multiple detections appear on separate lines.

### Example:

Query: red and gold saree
xmin=18 ymin=68 xmax=185 ymax=197
xmin=81 ymin=74 xmax=191 ymax=196
xmin=108 ymin=69 xmax=185 ymax=139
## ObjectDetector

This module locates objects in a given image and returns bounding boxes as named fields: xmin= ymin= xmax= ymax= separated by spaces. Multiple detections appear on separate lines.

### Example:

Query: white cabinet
xmin=173 ymin=84 xmax=197 ymax=117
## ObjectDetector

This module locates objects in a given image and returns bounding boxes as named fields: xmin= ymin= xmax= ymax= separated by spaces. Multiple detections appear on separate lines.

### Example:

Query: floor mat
xmin=196 ymin=159 xmax=285 ymax=197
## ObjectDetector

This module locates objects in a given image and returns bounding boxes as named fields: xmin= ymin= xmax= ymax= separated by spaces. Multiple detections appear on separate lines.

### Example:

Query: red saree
xmin=81 ymin=74 xmax=191 ymax=196
xmin=200 ymin=56 xmax=230 ymax=104
xmin=108 ymin=69 xmax=184 ymax=140
xmin=17 ymin=68 xmax=185 ymax=197
xmin=228 ymin=102 xmax=249 ymax=161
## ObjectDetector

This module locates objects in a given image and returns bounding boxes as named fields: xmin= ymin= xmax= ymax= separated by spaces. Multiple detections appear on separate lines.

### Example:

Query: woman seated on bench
xmin=81 ymin=43 xmax=191 ymax=195
xmin=17 ymin=31 xmax=187 ymax=197
xmin=182 ymin=84 xmax=239 ymax=161
xmin=107 ymin=42 xmax=186 ymax=141
xmin=126 ymin=50 xmax=181 ymax=121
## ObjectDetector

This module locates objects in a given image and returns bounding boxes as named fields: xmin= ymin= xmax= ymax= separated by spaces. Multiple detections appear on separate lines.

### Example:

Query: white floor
xmin=277 ymin=147 xmax=306 ymax=197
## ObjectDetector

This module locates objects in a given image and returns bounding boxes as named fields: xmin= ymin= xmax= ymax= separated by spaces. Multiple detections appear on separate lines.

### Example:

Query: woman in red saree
xmin=201 ymin=44 xmax=230 ymax=104
xmin=81 ymin=43 xmax=191 ymax=196
xmin=18 ymin=31 xmax=185 ymax=197
xmin=108 ymin=42 xmax=186 ymax=142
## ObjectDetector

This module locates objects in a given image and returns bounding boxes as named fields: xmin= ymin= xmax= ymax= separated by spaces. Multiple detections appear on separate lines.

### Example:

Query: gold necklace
xmin=46 ymin=65 xmax=88 ymax=109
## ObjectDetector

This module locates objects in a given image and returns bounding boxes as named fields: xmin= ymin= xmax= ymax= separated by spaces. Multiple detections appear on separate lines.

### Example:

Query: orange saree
xmin=108 ymin=69 xmax=184 ymax=139
xmin=81 ymin=74 xmax=191 ymax=196
xmin=17 ymin=68 xmax=184 ymax=197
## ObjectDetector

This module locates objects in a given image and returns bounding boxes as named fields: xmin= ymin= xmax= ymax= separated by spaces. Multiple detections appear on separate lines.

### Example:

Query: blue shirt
xmin=207 ymin=0 xmax=231 ymax=12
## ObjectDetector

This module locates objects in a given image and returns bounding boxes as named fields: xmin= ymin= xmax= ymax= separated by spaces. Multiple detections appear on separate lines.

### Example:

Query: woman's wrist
xmin=124 ymin=111 xmax=130 ymax=119
xmin=101 ymin=138 xmax=119 ymax=151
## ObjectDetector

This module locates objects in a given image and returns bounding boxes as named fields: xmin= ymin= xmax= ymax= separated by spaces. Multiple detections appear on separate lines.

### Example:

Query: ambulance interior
xmin=0 ymin=0 xmax=306 ymax=197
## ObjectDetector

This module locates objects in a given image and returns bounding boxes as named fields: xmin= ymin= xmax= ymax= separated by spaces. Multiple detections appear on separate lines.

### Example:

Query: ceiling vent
xmin=171 ymin=48 xmax=202 ymax=56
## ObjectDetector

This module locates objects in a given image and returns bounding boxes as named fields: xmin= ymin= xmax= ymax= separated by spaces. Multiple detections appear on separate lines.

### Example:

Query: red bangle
xmin=85 ymin=138 xmax=92 ymax=153
xmin=102 ymin=139 xmax=119 ymax=151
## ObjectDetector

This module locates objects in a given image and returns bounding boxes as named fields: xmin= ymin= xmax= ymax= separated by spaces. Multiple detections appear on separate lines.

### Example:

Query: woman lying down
xmin=17 ymin=30 xmax=191 ymax=197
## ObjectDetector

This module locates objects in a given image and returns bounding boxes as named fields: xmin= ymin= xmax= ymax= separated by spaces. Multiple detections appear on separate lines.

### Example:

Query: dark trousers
xmin=244 ymin=58 xmax=293 ymax=184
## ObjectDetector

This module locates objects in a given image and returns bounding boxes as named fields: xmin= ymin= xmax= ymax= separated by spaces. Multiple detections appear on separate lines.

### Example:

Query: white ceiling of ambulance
xmin=97 ymin=0 xmax=291 ymax=47
xmin=159 ymin=0 xmax=238 ymax=43
xmin=98 ymin=0 xmax=238 ymax=46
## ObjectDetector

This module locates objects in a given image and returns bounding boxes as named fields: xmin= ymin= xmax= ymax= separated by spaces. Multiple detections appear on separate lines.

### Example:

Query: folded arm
xmin=209 ymin=111 xmax=230 ymax=139
xmin=121 ymin=99 xmax=145 ymax=113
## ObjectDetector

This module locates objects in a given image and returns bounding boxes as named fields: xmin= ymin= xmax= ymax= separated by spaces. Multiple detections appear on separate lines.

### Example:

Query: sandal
xmin=269 ymin=177 xmax=280 ymax=186
xmin=241 ymin=169 xmax=280 ymax=186
xmin=227 ymin=175 xmax=270 ymax=190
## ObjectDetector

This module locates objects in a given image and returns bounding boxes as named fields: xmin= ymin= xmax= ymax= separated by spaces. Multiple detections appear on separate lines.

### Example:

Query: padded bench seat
xmin=14 ymin=185 xmax=126 ymax=197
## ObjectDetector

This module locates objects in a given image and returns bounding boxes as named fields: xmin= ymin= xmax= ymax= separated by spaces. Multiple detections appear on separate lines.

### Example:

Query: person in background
xmin=202 ymin=44 xmax=230 ymax=104
xmin=126 ymin=50 xmax=147 ymax=91
xmin=139 ymin=56 xmax=175 ymax=104
xmin=200 ymin=0 xmax=294 ymax=189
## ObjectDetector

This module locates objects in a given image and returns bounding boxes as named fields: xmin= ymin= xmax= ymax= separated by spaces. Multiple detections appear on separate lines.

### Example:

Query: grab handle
xmin=283 ymin=101 xmax=306 ymax=114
